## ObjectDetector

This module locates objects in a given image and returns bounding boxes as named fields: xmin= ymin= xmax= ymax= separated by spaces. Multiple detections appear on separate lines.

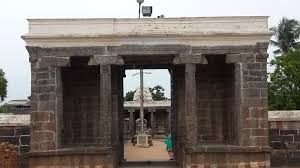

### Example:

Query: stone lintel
xmin=89 ymin=55 xmax=124 ymax=65
xmin=26 ymin=44 xmax=267 ymax=59
xmin=173 ymin=54 xmax=207 ymax=64
xmin=119 ymin=45 xmax=191 ymax=56
xmin=38 ymin=56 xmax=70 ymax=67
xmin=226 ymin=53 xmax=256 ymax=63
xmin=148 ymin=108 xmax=156 ymax=112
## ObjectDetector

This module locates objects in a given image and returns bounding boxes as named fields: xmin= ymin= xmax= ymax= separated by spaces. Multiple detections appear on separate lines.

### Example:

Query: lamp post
xmin=132 ymin=71 xmax=151 ymax=134
xmin=137 ymin=0 xmax=144 ymax=19
xmin=139 ymin=69 xmax=144 ymax=133
xmin=136 ymin=0 xmax=144 ymax=134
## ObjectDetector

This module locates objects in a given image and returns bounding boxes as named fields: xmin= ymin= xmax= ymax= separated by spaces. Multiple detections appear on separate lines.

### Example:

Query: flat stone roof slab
xmin=268 ymin=111 xmax=300 ymax=121
xmin=22 ymin=16 xmax=271 ymax=47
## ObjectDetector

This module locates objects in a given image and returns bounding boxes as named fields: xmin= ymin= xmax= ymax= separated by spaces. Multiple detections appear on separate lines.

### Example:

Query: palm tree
xmin=270 ymin=17 xmax=300 ymax=54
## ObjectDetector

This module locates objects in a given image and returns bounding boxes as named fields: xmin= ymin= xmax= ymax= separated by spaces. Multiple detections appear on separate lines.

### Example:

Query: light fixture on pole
xmin=132 ymin=71 xmax=152 ymax=135
xmin=135 ymin=0 xmax=149 ymax=148
xmin=136 ymin=0 xmax=145 ymax=135
xmin=142 ymin=6 xmax=152 ymax=17
xmin=136 ymin=0 xmax=144 ymax=19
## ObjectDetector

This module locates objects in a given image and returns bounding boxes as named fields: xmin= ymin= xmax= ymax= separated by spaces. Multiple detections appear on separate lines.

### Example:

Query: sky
xmin=0 ymin=0 xmax=300 ymax=102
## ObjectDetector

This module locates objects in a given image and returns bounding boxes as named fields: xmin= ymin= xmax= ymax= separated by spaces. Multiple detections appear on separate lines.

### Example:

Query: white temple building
xmin=123 ymin=88 xmax=171 ymax=139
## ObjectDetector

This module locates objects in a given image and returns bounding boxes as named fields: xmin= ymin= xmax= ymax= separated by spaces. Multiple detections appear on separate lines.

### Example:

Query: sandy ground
xmin=124 ymin=139 xmax=170 ymax=161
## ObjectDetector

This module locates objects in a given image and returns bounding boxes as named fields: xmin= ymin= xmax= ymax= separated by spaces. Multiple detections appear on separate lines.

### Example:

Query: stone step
xmin=120 ymin=161 xmax=178 ymax=168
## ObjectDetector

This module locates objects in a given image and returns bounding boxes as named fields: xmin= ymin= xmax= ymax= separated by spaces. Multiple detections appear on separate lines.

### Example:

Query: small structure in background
xmin=157 ymin=15 xmax=165 ymax=18
xmin=6 ymin=100 xmax=30 ymax=115
xmin=124 ymin=87 xmax=171 ymax=140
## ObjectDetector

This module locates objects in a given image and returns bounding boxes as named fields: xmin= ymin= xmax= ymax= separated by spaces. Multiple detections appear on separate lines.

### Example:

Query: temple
xmin=22 ymin=16 xmax=271 ymax=167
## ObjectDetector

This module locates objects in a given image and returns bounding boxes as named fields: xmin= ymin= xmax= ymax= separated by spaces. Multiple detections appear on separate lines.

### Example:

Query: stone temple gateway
xmin=22 ymin=17 xmax=271 ymax=168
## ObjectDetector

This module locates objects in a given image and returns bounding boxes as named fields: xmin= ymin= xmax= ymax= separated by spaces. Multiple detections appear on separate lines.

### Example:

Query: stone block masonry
xmin=0 ymin=142 xmax=20 ymax=168
xmin=0 ymin=114 xmax=30 ymax=168
xmin=4 ymin=112 xmax=300 ymax=167
xmin=269 ymin=111 xmax=300 ymax=167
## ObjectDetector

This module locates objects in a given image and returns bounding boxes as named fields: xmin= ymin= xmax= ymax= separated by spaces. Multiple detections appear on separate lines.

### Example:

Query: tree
xmin=268 ymin=50 xmax=300 ymax=110
xmin=0 ymin=104 xmax=8 ymax=113
xmin=124 ymin=90 xmax=135 ymax=101
xmin=270 ymin=18 xmax=300 ymax=54
xmin=0 ymin=69 xmax=7 ymax=102
xmin=149 ymin=85 xmax=166 ymax=101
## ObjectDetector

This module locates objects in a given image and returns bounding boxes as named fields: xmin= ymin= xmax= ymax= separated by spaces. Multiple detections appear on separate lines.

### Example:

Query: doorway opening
xmin=122 ymin=68 xmax=173 ymax=162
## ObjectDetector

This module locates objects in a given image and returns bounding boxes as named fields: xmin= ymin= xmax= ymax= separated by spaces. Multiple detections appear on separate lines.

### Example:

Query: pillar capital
xmin=128 ymin=109 xmax=135 ymax=113
xmin=166 ymin=108 xmax=171 ymax=113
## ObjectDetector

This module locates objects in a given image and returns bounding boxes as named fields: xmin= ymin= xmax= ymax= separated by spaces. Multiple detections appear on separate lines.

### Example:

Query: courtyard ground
xmin=124 ymin=139 xmax=170 ymax=161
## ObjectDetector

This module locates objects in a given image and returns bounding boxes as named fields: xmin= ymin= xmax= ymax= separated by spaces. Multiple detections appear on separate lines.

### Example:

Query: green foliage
xmin=149 ymin=85 xmax=166 ymax=101
xmin=0 ymin=104 xmax=8 ymax=113
xmin=270 ymin=17 xmax=300 ymax=54
xmin=268 ymin=50 xmax=300 ymax=110
xmin=124 ymin=90 xmax=135 ymax=101
xmin=0 ymin=69 xmax=8 ymax=102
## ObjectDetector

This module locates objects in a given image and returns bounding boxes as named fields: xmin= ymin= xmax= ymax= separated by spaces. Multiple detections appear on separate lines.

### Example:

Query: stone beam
xmin=37 ymin=56 xmax=70 ymax=67
xmin=173 ymin=55 xmax=207 ymax=64
xmin=226 ymin=53 xmax=255 ymax=63
xmin=88 ymin=55 xmax=124 ymax=65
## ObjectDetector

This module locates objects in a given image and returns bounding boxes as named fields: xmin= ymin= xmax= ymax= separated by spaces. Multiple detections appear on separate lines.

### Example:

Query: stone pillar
xmin=55 ymin=67 xmax=63 ymax=149
xmin=150 ymin=109 xmax=156 ymax=135
xmin=240 ymin=52 xmax=269 ymax=146
xmin=167 ymin=108 xmax=171 ymax=133
xmin=128 ymin=109 xmax=135 ymax=137
xmin=30 ymin=56 xmax=70 ymax=151
xmin=99 ymin=64 xmax=112 ymax=147
xmin=185 ymin=63 xmax=198 ymax=148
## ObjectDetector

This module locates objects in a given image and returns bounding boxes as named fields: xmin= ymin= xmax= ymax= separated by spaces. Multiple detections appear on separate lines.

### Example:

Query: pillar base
xmin=136 ymin=133 xmax=150 ymax=148
xmin=183 ymin=146 xmax=272 ymax=168
xmin=28 ymin=147 xmax=114 ymax=168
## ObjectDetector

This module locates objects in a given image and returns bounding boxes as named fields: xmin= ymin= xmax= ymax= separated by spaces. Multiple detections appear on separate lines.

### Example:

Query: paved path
xmin=124 ymin=139 xmax=170 ymax=161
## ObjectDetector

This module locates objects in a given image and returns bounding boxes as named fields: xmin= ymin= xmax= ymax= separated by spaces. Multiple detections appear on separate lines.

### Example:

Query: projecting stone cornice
xmin=22 ymin=16 xmax=272 ymax=48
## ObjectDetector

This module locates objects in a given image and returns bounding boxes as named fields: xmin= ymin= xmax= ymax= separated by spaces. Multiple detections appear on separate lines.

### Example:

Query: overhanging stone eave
xmin=21 ymin=31 xmax=272 ymax=39
xmin=22 ymin=33 xmax=271 ymax=47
